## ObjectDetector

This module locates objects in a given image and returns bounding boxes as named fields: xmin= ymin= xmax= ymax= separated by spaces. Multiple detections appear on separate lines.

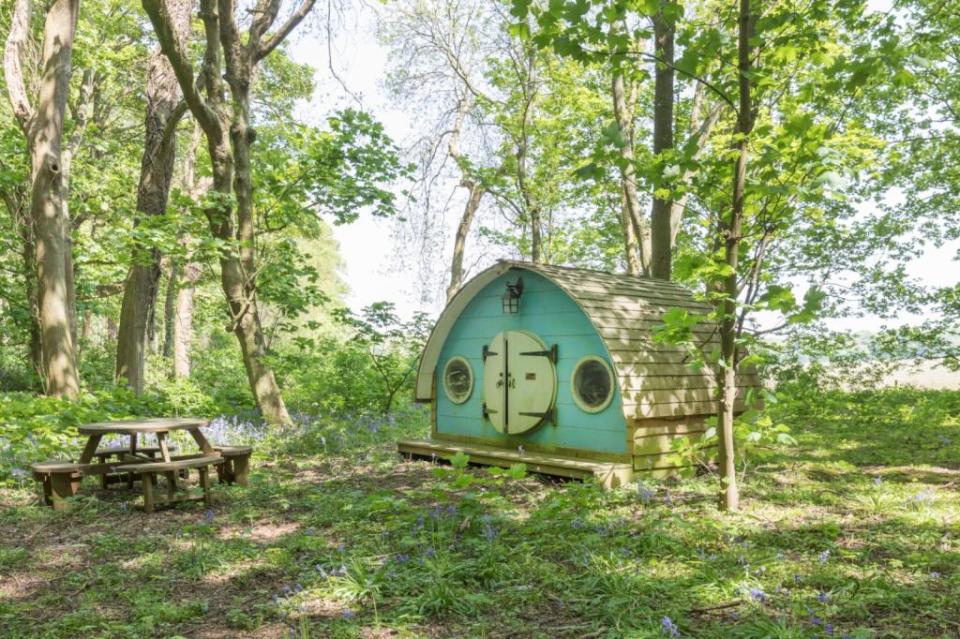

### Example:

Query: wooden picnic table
xmin=76 ymin=417 xmax=216 ymax=465
xmin=32 ymin=417 xmax=230 ymax=511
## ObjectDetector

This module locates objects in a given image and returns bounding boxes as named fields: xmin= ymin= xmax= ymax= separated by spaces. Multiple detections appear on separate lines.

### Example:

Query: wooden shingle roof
xmin=415 ymin=260 xmax=757 ymax=420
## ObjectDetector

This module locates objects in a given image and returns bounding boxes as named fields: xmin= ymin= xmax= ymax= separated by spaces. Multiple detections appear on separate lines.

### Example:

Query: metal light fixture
xmin=502 ymin=277 xmax=524 ymax=314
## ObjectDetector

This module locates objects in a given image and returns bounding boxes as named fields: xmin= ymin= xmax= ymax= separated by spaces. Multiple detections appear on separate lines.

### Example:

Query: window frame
xmin=570 ymin=355 xmax=615 ymax=413
xmin=442 ymin=356 xmax=474 ymax=404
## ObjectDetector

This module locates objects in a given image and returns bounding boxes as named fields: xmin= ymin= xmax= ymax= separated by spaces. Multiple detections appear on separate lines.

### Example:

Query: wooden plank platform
xmin=397 ymin=439 xmax=635 ymax=489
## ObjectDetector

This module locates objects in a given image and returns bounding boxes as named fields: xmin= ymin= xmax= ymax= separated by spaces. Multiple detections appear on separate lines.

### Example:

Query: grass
xmin=0 ymin=389 xmax=958 ymax=638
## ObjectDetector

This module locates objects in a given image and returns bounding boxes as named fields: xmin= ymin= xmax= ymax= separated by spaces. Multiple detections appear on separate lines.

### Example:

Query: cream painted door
xmin=483 ymin=331 xmax=557 ymax=435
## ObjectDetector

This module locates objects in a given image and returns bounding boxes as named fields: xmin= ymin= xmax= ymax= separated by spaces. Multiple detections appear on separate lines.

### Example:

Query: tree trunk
xmin=15 ymin=0 xmax=82 ymax=398
xmin=172 ymin=261 xmax=199 ymax=378
xmin=61 ymin=68 xmax=95 ymax=360
xmin=619 ymin=184 xmax=642 ymax=276
xmin=142 ymin=0 xmax=315 ymax=424
xmin=163 ymin=260 xmax=179 ymax=358
xmin=611 ymin=71 xmax=650 ymax=275
xmin=517 ymin=104 xmax=542 ymax=263
xmin=670 ymin=84 xmax=722 ymax=246
xmin=225 ymin=84 xmax=292 ymax=425
xmin=3 ymin=188 xmax=43 ymax=381
xmin=717 ymin=0 xmax=755 ymax=513
xmin=115 ymin=0 xmax=192 ymax=393
xmin=649 ymin=10 xmax=676 ymax=281
xmin=447 ymin=180 xmax=484 ymax=302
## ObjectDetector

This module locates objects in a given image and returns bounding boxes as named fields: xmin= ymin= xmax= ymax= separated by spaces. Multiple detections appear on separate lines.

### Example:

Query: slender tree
xmin=649 ymin=8 xmax=675 ymax=280
xmin=115 ymin=0 xmax=192 ymax=393
xmin=142 ymin=0 xmax=316 ymax=424
xmin=714 ymin=0 xmax=754 ymax=511
xmin=4 ymin=0 xmax=82 ymax=398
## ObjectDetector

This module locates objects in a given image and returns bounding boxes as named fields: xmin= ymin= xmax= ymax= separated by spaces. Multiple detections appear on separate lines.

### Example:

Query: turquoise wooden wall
xmin=435 ymin=271 xmax=626 ymax=455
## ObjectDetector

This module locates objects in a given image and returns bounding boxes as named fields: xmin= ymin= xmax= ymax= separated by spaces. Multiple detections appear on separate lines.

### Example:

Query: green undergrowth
xmin=0 ymin=388 xmax=958 ymax=638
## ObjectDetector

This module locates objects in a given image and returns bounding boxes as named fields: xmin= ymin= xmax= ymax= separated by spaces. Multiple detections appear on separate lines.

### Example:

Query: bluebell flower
xmin=818 ymin=591 xmax=828 ymax=603
xmin=873 ymin=475 xmax=883 ymax=486
xmin=930 ymin=571 xmax=942 ymax=579
xmin=483 ymin=522 xmax=498 ymax=542
xmin=394 ymin=553 xmax=410 ymax=564
xmin=636 ymin=481 xmax=653 ymax=504
xmin=818 ymin=550 xmax=830 ymax=563
xmin=204 ymin=509 xmax=215 ymax=523
xmin=824 ymin=623 xmax=834 ymax=634
xmin=341 ymin=609 xmax=354 ymax=619
xmin=424 ymin=546 xmax=435 ymax=558
xmin=337 ymin=543 xmax=345 ymax=553
xmin=661 ymin=616 xmax=680 ymax=637
xmin=749 ymin=588 xmax=766 ymax=603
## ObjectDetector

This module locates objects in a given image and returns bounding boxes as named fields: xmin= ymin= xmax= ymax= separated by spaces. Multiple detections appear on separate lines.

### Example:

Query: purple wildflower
xmin=818 ymin=550 xmax=831 ymax=563
xmin=661 ymin=616 xmax=680 ymax=637
xmin=818 ymin=591 xmax=829 ymax=603
xmin=749 ymin=588 xmax=766 ymax=603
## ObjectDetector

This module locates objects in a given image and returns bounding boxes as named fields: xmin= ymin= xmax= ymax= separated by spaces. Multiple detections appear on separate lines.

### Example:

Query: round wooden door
xmin=482 ymin=331 xmax=557 ymax=435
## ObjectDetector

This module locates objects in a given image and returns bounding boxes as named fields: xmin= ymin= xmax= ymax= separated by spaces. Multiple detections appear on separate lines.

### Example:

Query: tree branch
xmin=142 ymin=0 xmax=221 ymax=137
xmin=256 ymin=0 xmax=316 ymax=62
xmin=3 ymin=0 xmax=35 ymax=132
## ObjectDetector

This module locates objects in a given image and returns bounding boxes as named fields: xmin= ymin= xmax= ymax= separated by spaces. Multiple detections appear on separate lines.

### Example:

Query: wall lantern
xmin=502 ymin=277 xmax=524 ymax=314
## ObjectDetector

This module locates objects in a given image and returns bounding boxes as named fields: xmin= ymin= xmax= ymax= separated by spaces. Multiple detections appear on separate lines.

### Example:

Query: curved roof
xmin=416 ymin=260 xmax=755 ymax=420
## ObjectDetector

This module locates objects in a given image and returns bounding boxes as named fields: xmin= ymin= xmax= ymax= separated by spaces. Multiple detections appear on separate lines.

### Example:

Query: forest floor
xmin=1 ymin=390 xmax=959 ymax=639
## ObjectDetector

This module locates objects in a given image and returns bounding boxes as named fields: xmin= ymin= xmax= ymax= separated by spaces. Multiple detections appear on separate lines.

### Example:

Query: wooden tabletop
xmin=77 ymin=417 xmax=209 ymax=435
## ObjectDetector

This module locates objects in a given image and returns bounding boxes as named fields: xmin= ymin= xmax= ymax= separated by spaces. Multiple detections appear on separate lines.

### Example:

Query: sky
xmin=286 ymin=3 xmax=959 ymax=332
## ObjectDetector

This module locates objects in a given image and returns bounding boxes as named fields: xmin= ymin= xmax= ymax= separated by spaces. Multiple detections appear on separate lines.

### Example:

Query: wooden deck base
xmin=398 ymin=439 xmax=636 ymax=489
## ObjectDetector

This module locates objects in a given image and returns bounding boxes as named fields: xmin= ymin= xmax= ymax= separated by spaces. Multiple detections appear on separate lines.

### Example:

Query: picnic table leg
xmin=187 ymin=427 xmax=215 ymax=455
xmin=165 ymin=471 xmax=177 ymax=501
xmin=232 ymin=455 xmax=250 ymax=486
xmin=79 ymin=434 xmax=103 ymax=464
xmin=199 ymin=467 xmax=212 ymax=507
xmin=156 ymin=432 xmax=172 ymax=463
xmin=142 ymin=472 xmax=155 ymax=513
xmin=50 ymin=473 xmax=79 ymax=510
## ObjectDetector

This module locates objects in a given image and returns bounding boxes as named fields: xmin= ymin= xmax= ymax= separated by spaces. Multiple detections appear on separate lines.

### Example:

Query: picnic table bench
xmin=30 ymin=418 xmax=253 ymax=512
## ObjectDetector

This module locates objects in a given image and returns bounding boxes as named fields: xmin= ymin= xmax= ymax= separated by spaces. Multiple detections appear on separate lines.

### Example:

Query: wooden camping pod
xmin=400 ymin=261 xmax=761 ymax=487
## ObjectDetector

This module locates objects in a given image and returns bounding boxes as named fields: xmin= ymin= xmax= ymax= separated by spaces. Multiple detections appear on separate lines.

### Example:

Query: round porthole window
xmin=443 ymin=356 xmax=473 ymax=404
xmin=571 ymin=356 xmax=614 ymax=413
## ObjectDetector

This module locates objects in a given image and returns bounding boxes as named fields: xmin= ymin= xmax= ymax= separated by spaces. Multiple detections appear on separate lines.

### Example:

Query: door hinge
xmin=483 ymin=403 xmax=498 ymax=419
xmin=482 ymin=345 xmax=498 ymax=361
xmin=518 ymin=407 xmax=555 ymax=424
xmin=519 ymin=343 xmax=558 ymax=363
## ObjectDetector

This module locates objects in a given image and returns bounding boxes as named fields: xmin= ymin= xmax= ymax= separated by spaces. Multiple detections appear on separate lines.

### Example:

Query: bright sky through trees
xmin=288 ymin=3 xmax=958 ymax=333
